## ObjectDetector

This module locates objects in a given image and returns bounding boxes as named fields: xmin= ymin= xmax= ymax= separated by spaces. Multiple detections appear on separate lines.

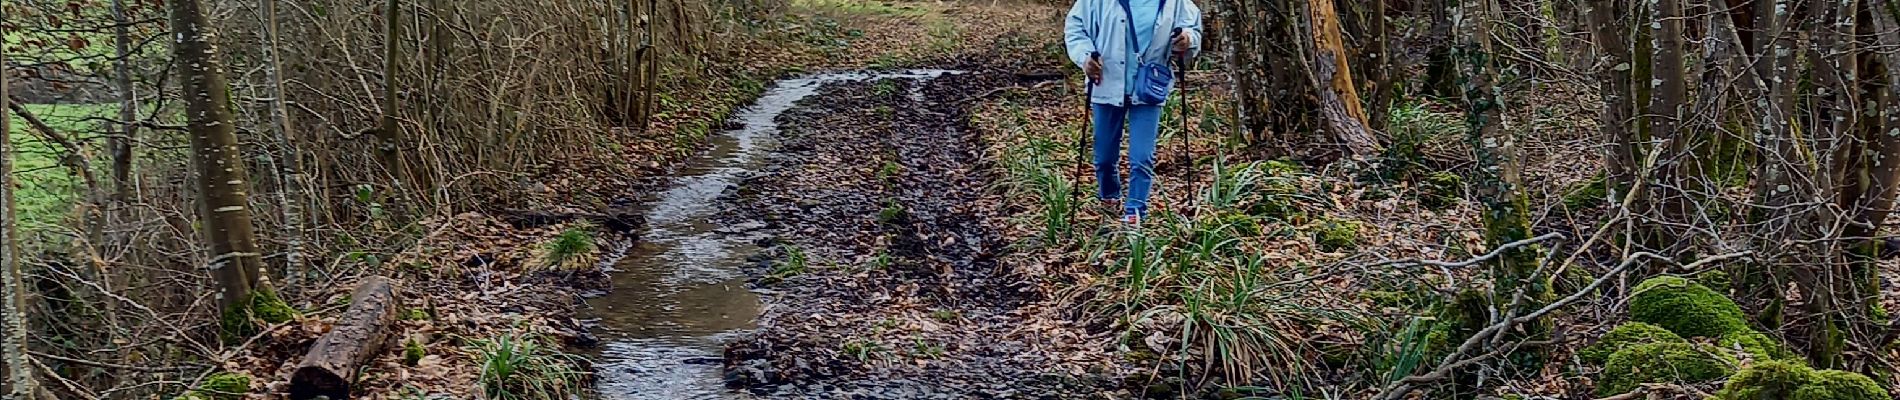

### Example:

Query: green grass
xmin=466 ymin=331 xmax=587 ymax=400
xmin=9 ymin=103 xmax=117 ymax=230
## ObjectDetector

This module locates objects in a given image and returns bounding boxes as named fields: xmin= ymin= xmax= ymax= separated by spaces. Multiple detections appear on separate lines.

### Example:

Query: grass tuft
xmin=467 ymin=331 xmax=587 ymax=400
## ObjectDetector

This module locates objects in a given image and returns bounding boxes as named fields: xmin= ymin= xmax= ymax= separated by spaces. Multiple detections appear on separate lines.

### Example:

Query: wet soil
xmin=718 ymin=71 xmax=1117 ymax=398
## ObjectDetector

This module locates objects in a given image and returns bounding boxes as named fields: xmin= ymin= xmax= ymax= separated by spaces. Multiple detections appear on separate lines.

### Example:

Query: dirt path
xmin=717 ymin=71 xmax=1119 ymax=398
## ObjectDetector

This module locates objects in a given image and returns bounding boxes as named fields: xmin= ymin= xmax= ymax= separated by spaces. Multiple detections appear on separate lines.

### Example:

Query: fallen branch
xmin=289 ymin=277 xmax=400 ymax=400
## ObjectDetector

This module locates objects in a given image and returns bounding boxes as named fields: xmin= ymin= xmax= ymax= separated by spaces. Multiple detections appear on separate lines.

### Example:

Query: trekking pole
xmin=1172 ymin=28 xmax=1195 ymax=215
xmin=1069 ymin=52 xmax=1100 ymax=233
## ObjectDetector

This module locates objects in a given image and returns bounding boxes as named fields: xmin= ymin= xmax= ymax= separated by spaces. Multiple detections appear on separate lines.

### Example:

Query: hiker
xmin=1063 ymin=0 xmax=1202 ymax=225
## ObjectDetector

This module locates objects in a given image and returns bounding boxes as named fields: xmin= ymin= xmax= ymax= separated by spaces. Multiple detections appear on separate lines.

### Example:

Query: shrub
xmin=1578 ymin=322 xmax=1685 ymax=365
xmin=1597 ymin=342 xmax=1736 ymax=396
xmin=1629 ymin=276 xmax=1749 ymax=338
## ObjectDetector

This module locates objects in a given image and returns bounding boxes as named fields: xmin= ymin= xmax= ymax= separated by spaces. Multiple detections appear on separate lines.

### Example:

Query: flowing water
xmin=583 ymin=70 xmax=961 ymax=400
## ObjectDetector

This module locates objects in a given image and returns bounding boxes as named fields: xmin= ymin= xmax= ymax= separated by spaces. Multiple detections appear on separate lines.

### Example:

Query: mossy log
xmin=289 ymin=277 xmax=399 ymax=400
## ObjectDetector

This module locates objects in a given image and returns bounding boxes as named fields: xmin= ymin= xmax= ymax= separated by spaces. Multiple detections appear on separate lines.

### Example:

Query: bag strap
xmin=1116 ymin=0 xmax=1167 ymax=60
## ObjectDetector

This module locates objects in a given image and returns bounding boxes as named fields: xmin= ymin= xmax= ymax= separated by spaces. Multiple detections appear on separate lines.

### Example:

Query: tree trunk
xmin=171 ymin=0 xmax=265 ymax=319
xmin=1 ymin=15 xmax=40 ymax=395
xmin=1423 ymin=0 xmax=1456 ymax=98
xmin=1462 ymin=0 xmax=1549 ymax=334
xmin=1587 ymin=0 xmax=1638 ymax=199
xmin=1303 ymin=0 xmax=1382 ymax=158
xmin=263 ymin=0 xmax=309 ymax=288
xmin=290 ymin=277 xmax=399 ymax=400
xmin=380 ymin=0 xmax=415 ymax=198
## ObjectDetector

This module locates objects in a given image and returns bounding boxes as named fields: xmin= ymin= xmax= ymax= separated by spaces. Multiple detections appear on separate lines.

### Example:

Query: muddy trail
xmin=716 ymin=70 xmax=1112 ymax=398
xmin=579 ymin=65 xmax=1122 ymax=399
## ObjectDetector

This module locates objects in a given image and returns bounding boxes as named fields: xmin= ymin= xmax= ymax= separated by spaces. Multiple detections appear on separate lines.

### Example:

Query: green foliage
xmin=467 ymin=332 xmax=587 ymax=400
xmin=1378 ymin=100 xmax=1464 ymax=180
xmin=406 ymin=308 xmax=432 ymax=321
xmin=1312 ymin=217 xmax=1362 ymax=252
xmin=841 ymin=338 xmax=885 ymax=362
xmin=770 ymin=245 xmax=808 ymax=279
xmin=537 ymin=225 xmax=598 ymax=271
xmin=404 ymin=338 xmax=426 ymax=366
xmin=875 ymin=160 xmax=902 ymax=182
xmin=1629 ymin=276 xmax=1749 ymax=338
xmin=878 ymin=199 xmax=907 ymax=225
xmin=1579 ymin=322 xmax=1685 ymax=365
xmin=1597 ymin=342 xmax=1736 ymax=396
xmin=1717 ymin=330 xmax=1797 ymax=361
xmin=872 ymin=79 xmax=900 ymax=96
xmin=175 ymin=372 xmax=250 ymax=400
xmin=220 ymin=287 xmax=298 ymax=341
xmin=996 ymin=122 xmax=1078 ymax=241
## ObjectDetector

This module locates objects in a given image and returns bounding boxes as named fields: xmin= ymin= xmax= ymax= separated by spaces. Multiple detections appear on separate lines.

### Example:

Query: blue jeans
xmin=1092 ymin=102 xmax=1162 ymax=217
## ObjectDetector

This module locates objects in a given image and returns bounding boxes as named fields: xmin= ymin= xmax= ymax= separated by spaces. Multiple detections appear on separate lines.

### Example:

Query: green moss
xmin=175 ymin=372 xmax=250 ymax=400
xmin=1420 ymin=171 xmax=1463 ymax=209
xmin=1579 ymin=322 xmax=1685 ymax=365
xmin=1313 ymin=217 xmax=1363 ymax=252
xmin=1561 ymin=176 xmax=1609 ymax=211
xmin=219 ymin=287 xmax=298 ymax=340
xmin=1694 ymin=270 xmax=1733 ymax=293
xmin=1790 ymin=370 xmax=1888 ymax=400
xmin=1360 ymin=290 xmax=1412 ymax=309
xmin=1717 ymin=330 xmax=1797 ymax=361
xmin=405 ymin=308 xmax=431 ymax=321
xmin=1714 ymin=360 xmax=1817 ymax=400
xmin=1597 ymin=342 xmax=1736 ymax=396
xmin=1629 ymin=276 xmax=1749 ymax=338
xmin=404 ymin=338 xmax=426 ymax=366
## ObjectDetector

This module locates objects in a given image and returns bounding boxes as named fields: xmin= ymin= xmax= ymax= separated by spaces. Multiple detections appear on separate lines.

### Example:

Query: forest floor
xmin=204 ymin=0 xmax=1900 ymax=398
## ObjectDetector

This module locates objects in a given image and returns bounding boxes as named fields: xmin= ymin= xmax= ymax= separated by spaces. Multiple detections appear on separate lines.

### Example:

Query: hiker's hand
xmin=1084 ymin=57 xmax=1103 ymax=84
xmin=1172 ymin=34 xmax=1191 ymax=57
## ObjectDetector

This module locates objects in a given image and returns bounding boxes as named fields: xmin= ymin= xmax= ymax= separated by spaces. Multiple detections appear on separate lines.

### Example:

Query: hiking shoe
xmin=1121 ymin=213 xmax=1142 ymax=228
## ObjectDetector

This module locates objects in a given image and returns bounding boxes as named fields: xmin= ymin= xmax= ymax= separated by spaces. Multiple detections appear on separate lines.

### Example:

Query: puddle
xmin=583 ymin=70 xmax=960 ymax=399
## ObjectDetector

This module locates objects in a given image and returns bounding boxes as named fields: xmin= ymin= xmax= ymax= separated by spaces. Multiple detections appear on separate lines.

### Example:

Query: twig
xmin=27 ymin=351 xmax=206 ymax=373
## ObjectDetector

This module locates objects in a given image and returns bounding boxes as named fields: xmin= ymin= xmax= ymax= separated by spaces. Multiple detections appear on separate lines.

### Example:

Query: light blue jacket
xmin=1064 ymin=0 xmax=1203 ymax=106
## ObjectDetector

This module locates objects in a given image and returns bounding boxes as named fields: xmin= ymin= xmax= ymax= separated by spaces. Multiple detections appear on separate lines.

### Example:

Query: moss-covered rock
xmin=1579 ymin=322 xmax=1685 ymax=365
xmin=1313 ymin=217 xmax=1363 ymax=252
xmin=1694 ymin=270 xmax=1733 ymax=292
xmin=1629 ymin=276 xmax=1749 ymax=338
xmin=1716 ymin=330 xmax=1797 ymax=361
xmin=1714 ymin=361 xmax=1888 ymax=400
xmin=176 ymin=372 xmax=250 ymax=400
xmin=1713 ymin=360 xmax=1817 ymax=400
xmin=1597 ymin=342 xmax=1736 ymax=396
xmin=1790 ymin=370 xmax=1888 ymax=400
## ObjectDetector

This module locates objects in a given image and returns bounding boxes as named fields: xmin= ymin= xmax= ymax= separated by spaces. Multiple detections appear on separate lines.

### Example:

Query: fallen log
xmin=289 ymin=276 xmax=399 ymax=400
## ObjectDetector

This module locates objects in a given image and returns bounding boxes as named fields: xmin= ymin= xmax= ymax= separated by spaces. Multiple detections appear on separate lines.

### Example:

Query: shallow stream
xmin=581 ymin=70 xmax=960 ymax=399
